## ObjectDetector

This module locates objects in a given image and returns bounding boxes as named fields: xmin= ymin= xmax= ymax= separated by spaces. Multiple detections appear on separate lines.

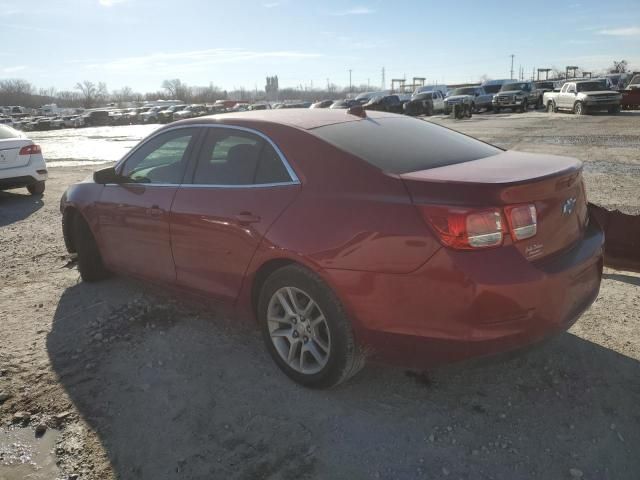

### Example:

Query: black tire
xmin=520 ymin=100 xmax=528 ymax=113
xmin=470 ymin=102 xmax=476 ymax=113
xmin=258 ymin=264 xmax=365 ymax=388
xmin=574 ymin=102 xmax=586 ymax=115
xmin=72 ymin=214 xmax=110 ymax=282
xmin=536 ymin=97 xmax=543 ymax=110
xmin=493 ymin=107 xmax=501 ymax=113
xmin=27 ymin=181 xmax=45 ymax=195
xmin=547 ymin=101 xmax=555 ymax=113
xmin=608 ymin=105 xmax=621 ymax=114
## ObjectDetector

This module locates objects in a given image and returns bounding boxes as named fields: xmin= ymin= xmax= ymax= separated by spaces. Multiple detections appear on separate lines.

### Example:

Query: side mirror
xmin=93 ymin=166 xmax=123 ymax=184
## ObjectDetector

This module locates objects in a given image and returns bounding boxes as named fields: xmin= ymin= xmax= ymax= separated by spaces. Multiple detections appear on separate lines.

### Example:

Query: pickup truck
xmin=543 ymin=80 xmax=622 ymax=115
xmin=444 ymin=86 xmax=492 ymax=113
xmin=492 ymin=81 xmax=542 ymax=112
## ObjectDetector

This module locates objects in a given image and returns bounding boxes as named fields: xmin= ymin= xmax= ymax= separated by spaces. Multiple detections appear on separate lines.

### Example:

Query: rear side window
xmin=192 ymin=128 xmax=293 ymax=185
xmin=0 ymin=125 xmax=21 ymax=139
xmin=311 ymin=117 xmax=501 ymax=174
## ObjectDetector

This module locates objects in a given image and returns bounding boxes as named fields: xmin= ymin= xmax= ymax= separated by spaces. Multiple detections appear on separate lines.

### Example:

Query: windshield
xmin=450 ymin=88 xmax=476 ymax=96
xmin=500 ymin=83 xmax=528 ymax=92
xmin=483 ymin=84 xmax=502 ymax=93
xmin=536 ymin=82 xmax=554 ymax=90
xmin=576 ymin=81 xmax=609 ymax=92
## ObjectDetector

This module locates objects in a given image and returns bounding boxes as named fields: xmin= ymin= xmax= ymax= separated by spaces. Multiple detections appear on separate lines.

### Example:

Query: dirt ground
xmin=1 ymin=110 xmax=639 ymax=480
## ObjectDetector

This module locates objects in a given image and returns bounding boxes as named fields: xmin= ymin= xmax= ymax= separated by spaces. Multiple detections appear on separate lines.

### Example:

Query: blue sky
xmin=1 ymin=0 xmax=639 ymax=93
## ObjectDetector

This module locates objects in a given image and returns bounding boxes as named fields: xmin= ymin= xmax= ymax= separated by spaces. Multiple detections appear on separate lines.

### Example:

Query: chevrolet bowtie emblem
xmin=562 ymin=197 xmax=577 ymax=216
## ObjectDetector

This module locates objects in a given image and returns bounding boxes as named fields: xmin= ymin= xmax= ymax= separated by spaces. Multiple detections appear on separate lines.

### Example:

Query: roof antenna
xmin=346 ymin=105 xmax=367 ymax=118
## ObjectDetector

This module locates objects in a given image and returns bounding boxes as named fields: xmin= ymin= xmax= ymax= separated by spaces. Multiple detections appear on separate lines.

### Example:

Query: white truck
xmin=543 ymin=80 xmax=622 ymax=115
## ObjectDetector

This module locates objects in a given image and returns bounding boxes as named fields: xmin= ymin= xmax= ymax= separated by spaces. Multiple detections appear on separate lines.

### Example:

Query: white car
xmin=0 ymin=125 xmax=47 ymax=195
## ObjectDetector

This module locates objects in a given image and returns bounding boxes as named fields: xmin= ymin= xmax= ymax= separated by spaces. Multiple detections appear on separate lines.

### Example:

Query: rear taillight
xmin=505 ymin=204 xmax=537 ymax=241
xmin=420 ymin=203 xmax=537 ymax=250
xmin=420 ymin=206 xmax=504 ymax=250
xmin=19 ymin=144 xmax=41 ymax=155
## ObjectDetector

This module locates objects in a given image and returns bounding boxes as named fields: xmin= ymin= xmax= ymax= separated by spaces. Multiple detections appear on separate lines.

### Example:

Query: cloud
xmin=2 ymin=65 xmax=26 ymax=73
xmin=84 ymin=48 xmax=323 ymax=74
xmin=330 ymin=6 xmax=375 ymax=16
xmin=597 ymin=26 xmax=640 ymax=36
xmin=263 ymin=1 xmax=281 ymax=7
xmin=99 ymin=0 xmax=126 ymax=6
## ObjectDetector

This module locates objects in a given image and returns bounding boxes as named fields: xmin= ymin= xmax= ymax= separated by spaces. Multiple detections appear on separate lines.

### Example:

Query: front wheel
xmin=520 ymin=100 xmax=528 ymax=113
xmin=547 ymin=101 xmax=556 ymax=113
xmin=73 ymin=215 xmax=110 ymax=282
xmin=27 ymin=181 xmax=45 ymax=195
xmin=493 ymin=106 xmax=501 ymax=113
xmin=608 ymin=105 xmax=621 ymax=114
xmin=258 ymin=265 xmax=365 ymax=388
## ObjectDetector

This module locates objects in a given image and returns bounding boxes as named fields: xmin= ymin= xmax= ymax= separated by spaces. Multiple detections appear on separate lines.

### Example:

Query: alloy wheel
xmin=266 ymin=287 xmax=331 ymax=375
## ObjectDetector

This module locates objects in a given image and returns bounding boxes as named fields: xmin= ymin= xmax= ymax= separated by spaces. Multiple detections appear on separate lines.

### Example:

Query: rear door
xmin=96 ymin=127 xmax=200 ymax=282
xmin=170 ymin=126 xmax=300 ymax=302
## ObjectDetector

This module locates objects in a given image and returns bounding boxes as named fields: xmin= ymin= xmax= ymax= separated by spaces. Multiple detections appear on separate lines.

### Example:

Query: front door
xmin=170 ymin=127 xmax=300 ymax=302
xmin=96 ymin=127 xmax=200 ymax=283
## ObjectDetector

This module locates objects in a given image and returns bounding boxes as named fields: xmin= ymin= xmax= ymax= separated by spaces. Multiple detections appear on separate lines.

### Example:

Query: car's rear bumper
xmin=326 ymin=219 xmax=604 ymax=368
xmin=0 ymin=156 xmax=48 ymax=190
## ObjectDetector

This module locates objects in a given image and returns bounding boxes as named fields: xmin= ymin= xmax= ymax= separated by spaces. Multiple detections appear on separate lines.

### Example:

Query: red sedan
xmin=60 ymin=109 xmax=604 ymax=388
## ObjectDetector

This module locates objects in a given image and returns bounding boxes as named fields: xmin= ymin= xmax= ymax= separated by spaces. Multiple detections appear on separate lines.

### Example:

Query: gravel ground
xmin=0 ymin=111 xmax=639 ymax=480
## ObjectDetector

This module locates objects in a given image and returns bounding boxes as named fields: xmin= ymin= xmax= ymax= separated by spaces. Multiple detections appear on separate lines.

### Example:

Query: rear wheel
xmin=27 ymin=181 xmax=45 ymax=195
xmin=574 ymin=102 xmax=586 ymax=115
xmin=493 ymin=107 xmax=501 ymax=113
xmin=608 ymin=105 xmax=621 ymax=114
xmin=258 ymin=264 xmax=365 ymax=388
xmin=73 ymin=214 xmax=110 ymax=282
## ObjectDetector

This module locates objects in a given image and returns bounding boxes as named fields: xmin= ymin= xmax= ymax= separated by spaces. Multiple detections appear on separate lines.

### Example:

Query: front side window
xmin=192 ymin=129 xmax=292 ymax=185
xmin=120 ymin=128 xmax=196 ymax=184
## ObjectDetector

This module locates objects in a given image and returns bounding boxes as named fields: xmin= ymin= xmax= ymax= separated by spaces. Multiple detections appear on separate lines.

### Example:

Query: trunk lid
xmin=0 ymin=139 xmax=32 ymax=170
xmin=399 ymin=151 xmax=588 ymax=261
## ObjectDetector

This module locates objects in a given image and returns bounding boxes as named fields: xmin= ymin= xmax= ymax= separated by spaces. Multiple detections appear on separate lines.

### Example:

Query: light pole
xmin=349 ymin=69 xmax=352 ymax=93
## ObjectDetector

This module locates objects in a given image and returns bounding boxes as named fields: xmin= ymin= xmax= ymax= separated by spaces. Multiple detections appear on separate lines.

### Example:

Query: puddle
xmin=0 ymin=427 xmax=63 ymax=480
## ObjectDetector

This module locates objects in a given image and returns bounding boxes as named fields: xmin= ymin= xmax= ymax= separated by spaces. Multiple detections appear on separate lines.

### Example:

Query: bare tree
xmin=610 ymin=60 xmax=628 ymax=73
xmin=75 ymin=81 xmax=98 ymax=108
xmin=0 ymin=79 xmax=35 ymax=106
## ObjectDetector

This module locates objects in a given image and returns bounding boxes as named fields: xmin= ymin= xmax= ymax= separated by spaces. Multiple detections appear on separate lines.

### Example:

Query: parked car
xmin=492 ymin=81 xmax=542 ymax=112
xmin=403 ymin=90 xmax=445 ymax=116
xmin=354 ymin=91 xmax=389 ymax=104
xmin=140 ymin=106 xmax=169 ymax=124
xmin=60 ymin=109 xmax=603 ymax=388
xmin=62 ymin=116 xmax=78 ymax=128
xmin=413 ymin=85 xmax=448 ymax=96
xmin=535 ymin=81 xmax=556 ymax=95
xmin=247 ymin=103 xmax=271 ymax=111
xmin=310 ymin=100 xmax=334 ymax=109
xmin=174 ymin=105 xmax=208 ymax=120
xmin=81 ymin=110 xmax=110 ymax=127
xmin=158 ymin=105 xmax=187 ymax=123
xmin=443 ymin=88 xmax=477 ymax=114
xmin=0 ymin=124 xmax=47 ymax=195
xmin=543 ymin=80 xmax=622 ymax=115
xmin=329 ymin=99 xmax=359 ymax=109
xmin=480 ymin=79 xmax=512 ymax=96
xmin=363 ymin=95 xmax=403 ymax=113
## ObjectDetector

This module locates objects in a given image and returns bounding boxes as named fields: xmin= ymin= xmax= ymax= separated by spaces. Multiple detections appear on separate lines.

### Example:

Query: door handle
xmin=235 ymin=212 xmax=261 ymax=225
xmin=148 ymin=205 xmax=163 ymax=217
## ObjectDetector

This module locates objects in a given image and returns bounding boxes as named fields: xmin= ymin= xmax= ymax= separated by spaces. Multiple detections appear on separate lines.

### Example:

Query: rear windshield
xmin=311 ymin=117 xmax=501 ymax=174
xmin=0 ymin=125 xmax=22 ymax=139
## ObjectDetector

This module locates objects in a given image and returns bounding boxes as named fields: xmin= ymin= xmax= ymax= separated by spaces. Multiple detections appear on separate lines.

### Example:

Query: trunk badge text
xmin=562 ymin=197 xmax=577 ymax=216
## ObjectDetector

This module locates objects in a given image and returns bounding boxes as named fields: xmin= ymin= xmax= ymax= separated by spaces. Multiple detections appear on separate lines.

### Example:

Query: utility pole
xmin=367 ymin=78 xmax=370 ymax=89
xmin=349 ymin=69 xmax=352 ymax=93
xmin=381 ymin=67 xmax=385 ymax=90
xmin=510 ymin=54 xmax=515 ymax=80
xmin=326 ymin=78 xmax=330 ymax=92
